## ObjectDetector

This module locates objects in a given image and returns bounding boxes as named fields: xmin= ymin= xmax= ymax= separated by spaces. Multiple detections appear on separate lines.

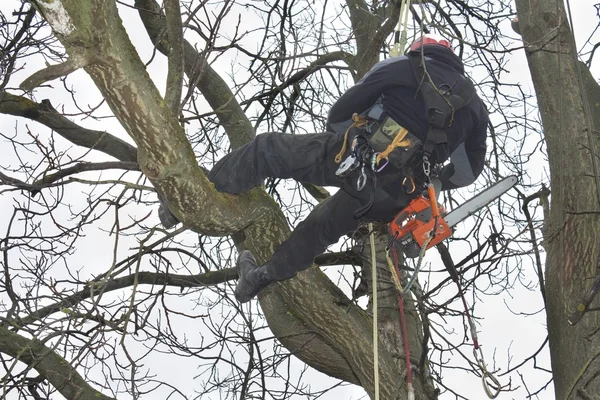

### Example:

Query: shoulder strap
xmin=407 ymin=52 xmax=476 ymax=158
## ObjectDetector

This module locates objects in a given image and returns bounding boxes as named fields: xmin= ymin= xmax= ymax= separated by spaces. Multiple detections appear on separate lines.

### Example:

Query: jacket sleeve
xmin=439 ymin=100 xmax=488 ymax=191
xmin=326 ymin=61 xmax=397 ymax=131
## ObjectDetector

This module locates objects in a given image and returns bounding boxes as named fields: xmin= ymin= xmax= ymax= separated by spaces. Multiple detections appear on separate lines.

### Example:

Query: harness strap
xmin=407 ymin=52 xmax=476 ymax=158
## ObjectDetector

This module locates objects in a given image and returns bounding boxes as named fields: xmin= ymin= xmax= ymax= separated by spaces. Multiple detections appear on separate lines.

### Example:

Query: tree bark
xmin=515 ymin=1 xmax=600 ymax=398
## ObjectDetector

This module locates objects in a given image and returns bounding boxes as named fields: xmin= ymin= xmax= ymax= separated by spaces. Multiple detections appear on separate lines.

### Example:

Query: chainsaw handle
xmin=427 ymin=184 xmax=440 ymax=218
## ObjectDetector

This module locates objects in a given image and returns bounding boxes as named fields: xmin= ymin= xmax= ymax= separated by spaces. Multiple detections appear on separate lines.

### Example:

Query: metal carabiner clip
xmin=356 ymin=165 xmax=367 ymax=192
xmin=474 ymin=348 xmax=501 ymax=399
xmin=422 ymin=156 xmax=431 ymax=178
xmin=373 ymin=153 xmax=389 ymax=172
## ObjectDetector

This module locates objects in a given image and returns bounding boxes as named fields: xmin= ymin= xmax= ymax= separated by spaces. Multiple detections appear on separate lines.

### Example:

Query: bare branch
xmin=14 ymin=267 xmax=238 ymax=329
xmin=0 ymin=327 xmax=115 ymax=400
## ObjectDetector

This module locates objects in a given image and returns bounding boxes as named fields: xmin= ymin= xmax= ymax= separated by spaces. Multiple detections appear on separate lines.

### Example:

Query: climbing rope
xmin=386 ymin=244 xmax=415 ymax=400
xmin=369 ymin=223 xmax=380 ymax=400
xmin=437 ymin=244 xmax=502 ymax=398
xmin=459 ymin=285 xmax=501 ymax=398
xmin=390 ymin=0 xmax=413 ymax=57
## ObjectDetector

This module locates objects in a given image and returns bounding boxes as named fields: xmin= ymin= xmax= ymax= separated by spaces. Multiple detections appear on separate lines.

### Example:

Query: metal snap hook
xmin=356 ymin=166 xmax=367 ymax=191
xmin=482 ymin=371 xmax=501 ymax=399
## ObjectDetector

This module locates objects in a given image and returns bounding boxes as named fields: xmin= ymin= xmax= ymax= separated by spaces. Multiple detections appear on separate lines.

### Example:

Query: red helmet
xmin=409 ymin=33 xmax=453 ymax=52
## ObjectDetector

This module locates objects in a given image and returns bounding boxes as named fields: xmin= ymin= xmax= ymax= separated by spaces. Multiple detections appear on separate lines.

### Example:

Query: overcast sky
xmin=0 ymin=1 xmax=599 ymax=399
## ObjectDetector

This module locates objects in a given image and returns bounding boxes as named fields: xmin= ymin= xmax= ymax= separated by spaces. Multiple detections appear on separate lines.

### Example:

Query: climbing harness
xmin=335 ymin=113 xmax=417 ymax=219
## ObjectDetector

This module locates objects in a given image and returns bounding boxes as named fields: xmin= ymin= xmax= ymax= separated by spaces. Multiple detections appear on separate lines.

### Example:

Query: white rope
xmin=369 ymin=223 xmax=379 ymax=400
xmin=390 ymin=0 xmax=412 ymax=57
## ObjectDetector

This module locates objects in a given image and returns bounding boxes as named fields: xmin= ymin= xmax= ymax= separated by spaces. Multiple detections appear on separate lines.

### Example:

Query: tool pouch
xmin=367 ymin=116 xmax=422 ymax=169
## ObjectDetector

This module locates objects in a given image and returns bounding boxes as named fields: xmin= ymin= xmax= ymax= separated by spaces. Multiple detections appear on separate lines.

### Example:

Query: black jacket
xmin=326 ymin=45 xmax=488 ymax=191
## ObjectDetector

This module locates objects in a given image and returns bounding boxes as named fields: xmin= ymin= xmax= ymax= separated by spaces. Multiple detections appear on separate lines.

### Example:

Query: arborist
xmin=165 ymin=33 xmax=489 ymax=303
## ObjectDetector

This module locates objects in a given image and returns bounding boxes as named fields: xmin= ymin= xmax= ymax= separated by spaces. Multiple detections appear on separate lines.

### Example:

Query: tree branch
xmin=0 ymin=91 xmax=137 ymax=163
xmin=163 ymin=0 xmax=184 ymax=115
xmin=135 ymin=0 xmax=255 ymax=150
xmin=314 ymin=250 xmax=362 ymax=266
xmin=0 ymin=327 xmax=115 ymax=400
xmin=31 ymin=161 xmax=140 ymax=187
xmin=14 ymin=268 xmax=238 ymax=329
xmin=0 ymin=161 xmax=139 ymax=193
xmin=19 ymin=54 xmax=89 ymax=91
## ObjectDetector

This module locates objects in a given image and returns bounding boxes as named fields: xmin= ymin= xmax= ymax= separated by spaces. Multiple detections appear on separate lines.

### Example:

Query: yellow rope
xmin=334 ymin=113 xmax=368 ymax=164
xmin=386 ymin=248 xmax=403 ymax=292
xmin=376 ymin=127 xmax=411 ymax=165
xmin=369 ymin=223 xmax=379 ymax=400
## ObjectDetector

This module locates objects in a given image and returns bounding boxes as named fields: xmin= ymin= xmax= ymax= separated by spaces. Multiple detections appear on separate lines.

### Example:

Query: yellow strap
xmin=376 ymin=127 xmax=410 ymax=165
xmin=334 ymin=113 xmax=368 ymax=164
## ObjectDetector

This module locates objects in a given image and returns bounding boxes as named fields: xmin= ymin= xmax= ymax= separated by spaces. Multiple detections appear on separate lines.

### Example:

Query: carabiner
xmin=474 ymin=348 xmax=501 ymax=399
xmin=482 ymin=371 xmax=501 ymax=399
xmin=372 ymin=153 xmax=389 ymax=172
xmin=402 ymin=176 xmax=416 ymax=194
xmin=422 ymin=156 xmax=431 ymax=178
xmin=356 ymin=165 xmax=367 ymax=192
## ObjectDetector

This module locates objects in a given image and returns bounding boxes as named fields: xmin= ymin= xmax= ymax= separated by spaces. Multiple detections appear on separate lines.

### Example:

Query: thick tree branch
xmin=135 ymin=0 xmax=255 ymax=150
xmin=163 ymin=0 xmax=184 ymax=115
xmin=32 ymin=0 xmax=281 ymax=236
xmin=0 ymin=327 xmax=115 ymax=400
xmin=19 ymin=54 xmax=89 ymax=91
xmin=0 ymin=91 xmax=138 ymax=162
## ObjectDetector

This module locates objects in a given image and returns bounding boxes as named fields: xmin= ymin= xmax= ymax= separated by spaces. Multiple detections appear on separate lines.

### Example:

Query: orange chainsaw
xmin=389 ymin=176 xmax=518 ymax=258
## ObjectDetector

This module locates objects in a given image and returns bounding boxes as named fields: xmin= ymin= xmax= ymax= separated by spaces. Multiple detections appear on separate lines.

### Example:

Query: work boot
xmin=235 ymin=250 xmax=274 ymax=303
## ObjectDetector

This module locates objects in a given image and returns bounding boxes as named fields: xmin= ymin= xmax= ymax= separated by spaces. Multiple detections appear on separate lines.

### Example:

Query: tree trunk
xmin=515 ymin=1 xmax=600 ymax=398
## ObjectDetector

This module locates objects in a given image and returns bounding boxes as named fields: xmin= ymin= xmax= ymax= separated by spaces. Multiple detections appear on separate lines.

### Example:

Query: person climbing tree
xmin=170 ymin=33 xmax=489 ymax=303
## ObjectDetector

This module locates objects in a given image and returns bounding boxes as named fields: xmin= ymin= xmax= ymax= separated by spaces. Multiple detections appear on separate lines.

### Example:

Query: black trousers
xmin=208 ymin=131 xmax=416 ymax=280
